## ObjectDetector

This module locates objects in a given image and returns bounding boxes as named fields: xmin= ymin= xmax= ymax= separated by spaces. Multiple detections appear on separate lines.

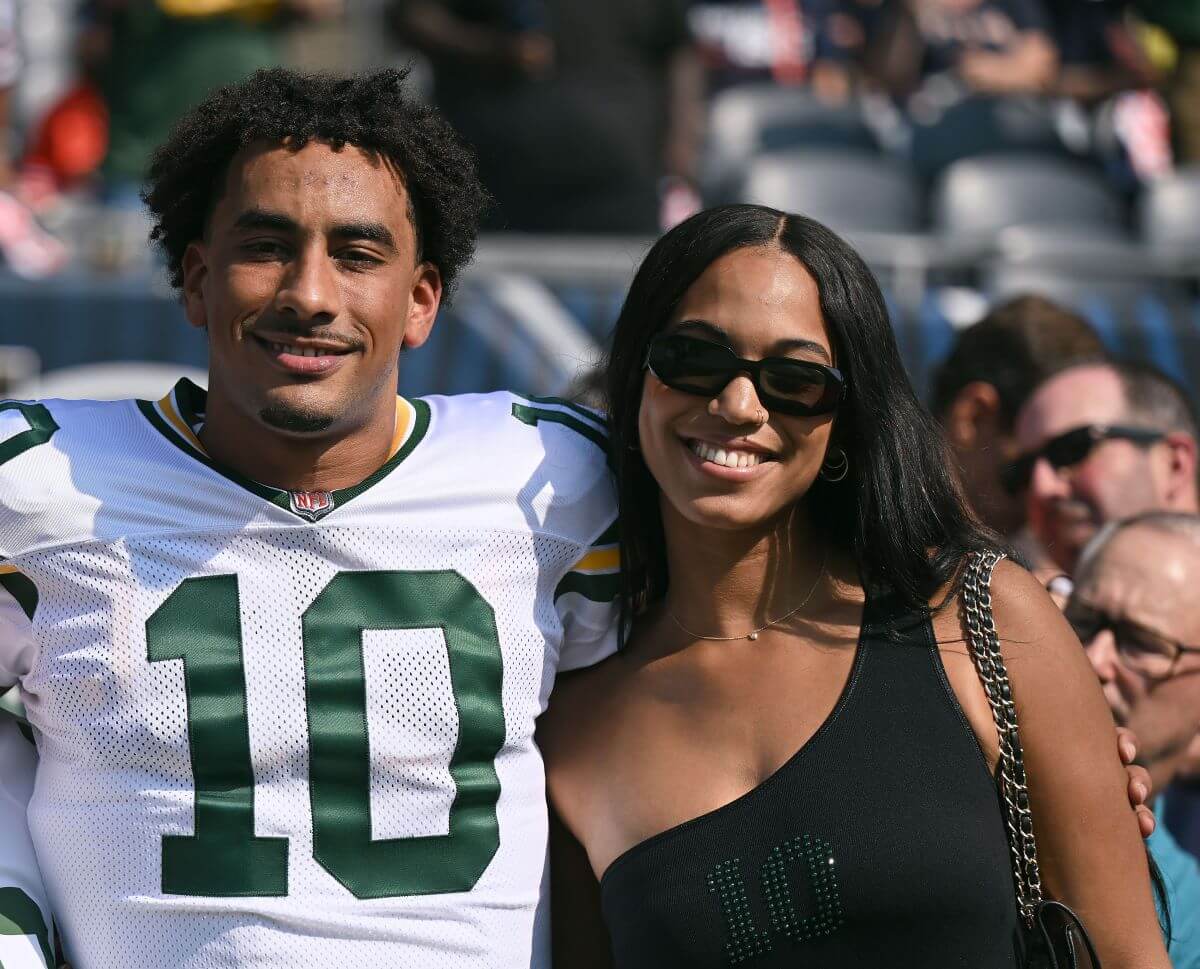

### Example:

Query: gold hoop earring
xmin=820 ymin=447 xmax=849 ymax=482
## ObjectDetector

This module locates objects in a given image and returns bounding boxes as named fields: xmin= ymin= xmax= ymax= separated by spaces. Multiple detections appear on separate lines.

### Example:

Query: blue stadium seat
xmin=984 ymin=235 xmax=1200 ymax=393
xmin=739 ymin=150 xmax=922 ymax=233
xmin=932 ymin=155 xmax=1126 ymax=240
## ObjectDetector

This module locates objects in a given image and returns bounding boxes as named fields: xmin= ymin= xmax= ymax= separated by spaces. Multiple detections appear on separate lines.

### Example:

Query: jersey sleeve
xmin=0 ymin=568 xmax=38 ymax=691
xmin=0 ymin=580 xmax=54 ymax=969
xmin=0 ymin=709 xmax=53 ymax=969
xmin=554 ymin=520 xmax=621 ymax=673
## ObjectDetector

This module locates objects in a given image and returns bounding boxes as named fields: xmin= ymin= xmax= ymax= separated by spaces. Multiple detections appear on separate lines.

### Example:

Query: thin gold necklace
xmin=667 ymin=551 xmax=828 ymax=642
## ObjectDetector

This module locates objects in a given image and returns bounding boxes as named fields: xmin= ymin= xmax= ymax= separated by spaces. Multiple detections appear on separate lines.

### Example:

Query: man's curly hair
xmin=143 ymin=67 xmax=488 ymax=297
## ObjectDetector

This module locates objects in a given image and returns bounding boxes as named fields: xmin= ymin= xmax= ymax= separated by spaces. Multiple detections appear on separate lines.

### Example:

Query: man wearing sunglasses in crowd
xmin=1067 ymin=511 xmax=1200 ymax=964
xmin=1012 ymin=359 xmax=1200 ymax=579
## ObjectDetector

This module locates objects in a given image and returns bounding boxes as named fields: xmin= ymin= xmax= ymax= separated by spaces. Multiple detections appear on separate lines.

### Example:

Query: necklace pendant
xmin=748 ymin=631 xmax=759 ymax=641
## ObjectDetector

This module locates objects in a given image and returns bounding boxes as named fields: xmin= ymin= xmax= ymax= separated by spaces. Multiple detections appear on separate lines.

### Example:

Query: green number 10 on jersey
xmin=146 ymin=569 xmax=506 ymax=900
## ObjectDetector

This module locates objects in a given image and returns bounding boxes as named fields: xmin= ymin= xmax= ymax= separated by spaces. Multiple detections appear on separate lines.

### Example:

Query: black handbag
xmin=961 ymin=551 xmax=1103 ymax=969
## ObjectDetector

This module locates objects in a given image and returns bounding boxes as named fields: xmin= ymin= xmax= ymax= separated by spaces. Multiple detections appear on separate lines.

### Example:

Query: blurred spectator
xmin=689 ymin=0 xmax=814 ymax=91
xmin=870 ymin=0 xmax=1059 ymax=98
xmin=930 ymin=294 xmax=1104 ymax=539
xmin=0 ymin=0 xmax=15 ymax=190
xmin=1135 ymin=0 xmax=1200 ymax=162
xmin=807 ymin=0 xmax=889 ymax=103
xmin=1041 ymin=0 xmax=1170 ymax=186
xmin=1069 ymin=512 xmax=1200 ymax=893
xmin=1045 ymin=0 xmax=1152 ymax=102
xmin=686 ymin=0 xmax=869 ymax=101
xmin=867 ymin=0 xmax=1061 ymax=176
xmin=1013 ymin=359 xmax=1200 ymax=576
xmin=0 ymin=0 xmax=67 ymax=278
xmin=389 ymin=0 xmax=703 ymax=233
xmin=80 ymin=0 xmax=344 ymax=196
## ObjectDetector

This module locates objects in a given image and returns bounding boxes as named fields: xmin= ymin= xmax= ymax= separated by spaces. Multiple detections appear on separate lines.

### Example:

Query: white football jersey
xmin=0 ymin=380 xmax=619 ymax=969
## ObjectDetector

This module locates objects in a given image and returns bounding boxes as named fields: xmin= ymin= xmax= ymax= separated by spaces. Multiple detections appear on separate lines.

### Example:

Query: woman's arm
xmin=988 ymin=560 xmax=1170 ymax=968
xmin=549 ymin=805 xmax=615 ymax=969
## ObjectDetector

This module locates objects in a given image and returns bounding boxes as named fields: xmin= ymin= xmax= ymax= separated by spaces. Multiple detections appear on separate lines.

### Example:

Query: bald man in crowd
xmin=1067 ymin=512 xmax=1200 ymax=965
xmin=1013 ymin=360 xmax=1200 ymax=576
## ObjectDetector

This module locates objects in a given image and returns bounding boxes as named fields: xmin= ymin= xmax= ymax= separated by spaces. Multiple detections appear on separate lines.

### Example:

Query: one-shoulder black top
xmin=598 ymin=586 xmax=1022 ymax=968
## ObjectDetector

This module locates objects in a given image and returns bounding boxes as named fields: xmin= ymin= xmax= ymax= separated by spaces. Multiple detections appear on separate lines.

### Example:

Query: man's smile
xmin=250 ymin=332 xmax=356 ymax=376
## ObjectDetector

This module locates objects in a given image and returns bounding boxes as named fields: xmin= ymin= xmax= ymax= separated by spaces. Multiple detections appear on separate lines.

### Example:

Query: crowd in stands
xmin=933 ymin=295 xmax=1200 ymax=964
xmin=0 ymin=0 xmax=1193 ymax=267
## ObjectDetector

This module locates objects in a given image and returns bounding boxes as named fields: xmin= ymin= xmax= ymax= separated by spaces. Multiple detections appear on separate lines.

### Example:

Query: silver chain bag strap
xmin=961 ymin=550 xmax=1102 ymax=968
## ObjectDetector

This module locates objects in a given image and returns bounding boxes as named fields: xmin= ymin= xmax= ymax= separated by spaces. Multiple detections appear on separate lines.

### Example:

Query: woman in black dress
xmin=539 ymin=205 xmax=1169 ymax=968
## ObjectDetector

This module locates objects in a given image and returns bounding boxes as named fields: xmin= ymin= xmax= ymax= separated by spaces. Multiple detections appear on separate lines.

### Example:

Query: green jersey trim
xmin=0 ymin=400 xmax=59 ymax=468
xmin=554 ymin=569 xmax=620 ymax=604
xmin=0 ymin=887 xmax=54 ymax=969
xmin=0 ymin=564 xmax=38 ymax=621
xmin=136 ymin=379 xmax=431 ymax=521
xmin=554 ymin=518 xmax=620 ymax=604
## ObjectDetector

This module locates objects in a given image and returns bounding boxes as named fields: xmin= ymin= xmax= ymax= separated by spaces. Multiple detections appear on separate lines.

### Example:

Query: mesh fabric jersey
xmin=0 ymin=382 xmax=618 ymax=968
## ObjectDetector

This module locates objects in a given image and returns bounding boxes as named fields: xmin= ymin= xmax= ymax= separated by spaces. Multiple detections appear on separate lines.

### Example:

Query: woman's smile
xmin=684 ymin=437 xmax=778 ymax=480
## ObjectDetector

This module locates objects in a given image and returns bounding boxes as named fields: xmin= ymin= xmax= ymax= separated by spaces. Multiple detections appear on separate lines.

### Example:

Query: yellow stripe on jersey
xmin=156 ymin=391 xmax=412 ymax=460
xmin=570 ymin=547 xmax=620 ymax=573
xmin=158 ymin=391 xmax=207 ymax=456
xmin=390 ymin=397 xmax=415 ymax=459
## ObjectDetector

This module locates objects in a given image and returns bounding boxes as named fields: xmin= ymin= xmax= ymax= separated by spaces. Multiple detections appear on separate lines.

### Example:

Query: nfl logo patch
xmin=289 ymin=489 xmax=335 ymax=522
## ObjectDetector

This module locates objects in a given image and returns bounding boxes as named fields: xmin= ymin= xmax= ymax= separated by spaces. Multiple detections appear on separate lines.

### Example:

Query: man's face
xmin=1072 ymin=527 xmax=1200 ymax=767
xmin=181 ymin=140 xmax=441 ymax=438
xmin=1014 ymin=366 xmax=1162 ymax=572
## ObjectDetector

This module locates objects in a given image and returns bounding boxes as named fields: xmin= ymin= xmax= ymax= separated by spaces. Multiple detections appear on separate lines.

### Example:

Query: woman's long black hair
xmin=605 ymin=203 xmax=997 ymax=632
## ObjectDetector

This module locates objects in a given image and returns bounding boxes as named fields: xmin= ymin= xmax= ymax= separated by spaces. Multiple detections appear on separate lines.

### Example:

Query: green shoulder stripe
xmin=555 ymin=570 xmax=620 ymax=604
xmin=524 ymin=395 xmax=608 ymax=435
xmin=511 ymin=403 xmax=609 ymax=457
xmin=0 ymin=402 xmax=58 ymax=468
xmin=593 ymin=521 xmax=619 ymax=547
xmin=0 ymin=570 xmax=38 ymax=621
xmin=0 ymin=887 xmax=53 ymax=968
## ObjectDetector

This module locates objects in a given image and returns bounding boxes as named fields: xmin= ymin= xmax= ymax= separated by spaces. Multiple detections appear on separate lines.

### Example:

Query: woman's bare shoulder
xmin=984 ymin=557 xmax=1091 ymax=680
xmin=539 ymin=648 xmax=639 ymax=770
xmin=931 ymin=556 xmax=1076 ymax=659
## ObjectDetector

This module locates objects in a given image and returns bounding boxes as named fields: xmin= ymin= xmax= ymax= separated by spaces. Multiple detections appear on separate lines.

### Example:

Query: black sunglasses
xmin=1001 ymin=424 xmax=1165 ymax=495
xmin=644 ymin=333 xmax=846 ymax=417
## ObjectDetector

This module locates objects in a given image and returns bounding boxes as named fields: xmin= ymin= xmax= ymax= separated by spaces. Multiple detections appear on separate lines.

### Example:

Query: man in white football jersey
xmin=0 ymin=67 xmax=620 ymax=968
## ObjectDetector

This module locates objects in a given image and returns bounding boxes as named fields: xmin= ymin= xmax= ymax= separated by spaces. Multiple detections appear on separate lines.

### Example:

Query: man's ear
xmin=181 ymin=242 xmax=209 ymax=331
xmin=944 ymin=381 xmax=1003 ymax=449
xmin=1161 ymin=430 xmax=1199 ymax=509
xmin=401 ymin=261 xmax=443 ymax=350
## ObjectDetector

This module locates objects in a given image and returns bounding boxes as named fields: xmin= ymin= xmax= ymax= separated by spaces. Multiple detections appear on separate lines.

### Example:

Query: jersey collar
xmin=136 ymin=378 xmax=430 ymax=521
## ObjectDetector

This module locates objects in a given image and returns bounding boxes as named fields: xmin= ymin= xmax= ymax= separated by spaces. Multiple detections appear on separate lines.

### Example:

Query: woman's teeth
xmin=689 ymin=440 xmax=767 ymax=469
